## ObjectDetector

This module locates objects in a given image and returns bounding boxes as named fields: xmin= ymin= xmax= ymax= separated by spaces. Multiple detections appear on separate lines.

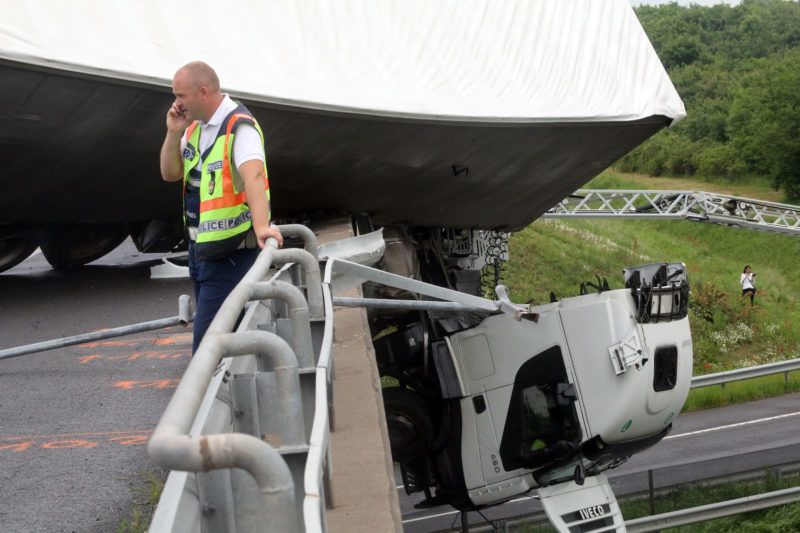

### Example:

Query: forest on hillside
xmin=620 ymin=0 xmax=800 ymax=199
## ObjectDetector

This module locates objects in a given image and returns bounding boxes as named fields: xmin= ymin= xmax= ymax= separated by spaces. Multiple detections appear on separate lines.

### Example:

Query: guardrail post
xmin=251 ymin=281 xmax=315 ymax=369
xmin=273 ymin=248 xmax=324 ymax=319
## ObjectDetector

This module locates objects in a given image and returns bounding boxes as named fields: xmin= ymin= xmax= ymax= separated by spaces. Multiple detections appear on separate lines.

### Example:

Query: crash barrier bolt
xmin=278 ymin=224 xmax=319 ymax=259
xmin=272 ymin=248 xmax=324 ymax=320
xmin=0 ymin=294 xmax=194 ymax=361
xmin=252 ymin=281 xmax=315 ymax=370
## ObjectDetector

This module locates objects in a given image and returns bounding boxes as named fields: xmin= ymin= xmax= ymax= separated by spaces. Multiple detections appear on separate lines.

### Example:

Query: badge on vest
xmin=209 ymin=172 xmax=216 ymax=195
xmin=183 ymin=145 xmax=196 ymax=160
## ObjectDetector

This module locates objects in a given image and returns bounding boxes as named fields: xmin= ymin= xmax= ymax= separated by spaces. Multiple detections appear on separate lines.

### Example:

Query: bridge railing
xmin=148 ymin=224 xmax=333 ymax=532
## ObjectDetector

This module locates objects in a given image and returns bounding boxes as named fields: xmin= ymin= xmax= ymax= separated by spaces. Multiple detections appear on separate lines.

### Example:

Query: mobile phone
xmin=177 ymin=104 xmax=187 ymax=117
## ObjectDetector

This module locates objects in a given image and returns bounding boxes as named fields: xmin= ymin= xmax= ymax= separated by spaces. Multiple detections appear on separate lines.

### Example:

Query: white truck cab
xmin=379 ymin=262 xmax=692 ymax=531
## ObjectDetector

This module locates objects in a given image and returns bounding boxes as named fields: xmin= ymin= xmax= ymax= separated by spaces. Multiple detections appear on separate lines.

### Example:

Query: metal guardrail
xmin=691 ymin=357 xmax=800 ymax=388
xmin=148 ymin=224 xmax=334 ymax=532
xmin=0 ymin=294 xmax=194 ymax=361
xmin=625 ymin=485 xmax=800 ymax=532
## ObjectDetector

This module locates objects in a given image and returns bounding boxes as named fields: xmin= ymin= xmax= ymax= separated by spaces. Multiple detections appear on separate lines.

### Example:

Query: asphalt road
xmin=400 ymin=392 xmax=800 ymax=532
xmin=0 ymin=241 xmax=192 ymax=532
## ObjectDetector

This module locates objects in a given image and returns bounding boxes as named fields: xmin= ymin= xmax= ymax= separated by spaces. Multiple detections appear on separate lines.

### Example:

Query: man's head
xmin=172 ymin=61 xmax=223 ymax=123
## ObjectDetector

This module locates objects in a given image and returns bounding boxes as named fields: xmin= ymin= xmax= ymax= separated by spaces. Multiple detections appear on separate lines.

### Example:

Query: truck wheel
xmin=0 ymin=226 xmax=39 ymax=273
xmin=382 ymin=387 xmax=434 ymax=463
xmin=40 ymin=224 xmax=128 ymax=269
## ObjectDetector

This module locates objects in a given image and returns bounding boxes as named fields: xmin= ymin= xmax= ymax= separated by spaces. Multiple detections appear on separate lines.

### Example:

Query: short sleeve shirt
xmin=180 ymin=94 xmax=265 ymax=176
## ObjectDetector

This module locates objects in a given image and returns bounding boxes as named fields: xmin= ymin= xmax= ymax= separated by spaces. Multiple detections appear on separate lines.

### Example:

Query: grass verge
xmin=116 ymin=470 xmax=165 ymax=533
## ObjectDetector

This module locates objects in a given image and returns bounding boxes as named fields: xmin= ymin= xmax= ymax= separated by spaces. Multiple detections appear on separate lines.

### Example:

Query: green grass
xmin=684 ymin=372 xmax=800 ymax=411
xmin=514 ymin=471 xmax=800 ymax=532
xmin=504 ymin=170 xmax=800 ymax=408
xmin=116 ymin=470 xmax=165 ymax=533
xmin=588 ymin=170 xmax=788 ymax=203
xmin=618 ymin=471 xmax=800 ymax=532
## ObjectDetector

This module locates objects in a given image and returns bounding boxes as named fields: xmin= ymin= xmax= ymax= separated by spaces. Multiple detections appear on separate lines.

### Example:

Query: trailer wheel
xmin=40 ymin=224 xmax=129 ymax=269
xmin=382 ymin=387 xmax=434 ymax=463
xmin=0 ymin=226 xmax=39 ymax=273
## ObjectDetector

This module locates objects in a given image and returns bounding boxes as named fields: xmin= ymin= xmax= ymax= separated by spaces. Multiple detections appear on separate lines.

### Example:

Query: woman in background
xmin=740 ymin=265 xmax=756 ymax=306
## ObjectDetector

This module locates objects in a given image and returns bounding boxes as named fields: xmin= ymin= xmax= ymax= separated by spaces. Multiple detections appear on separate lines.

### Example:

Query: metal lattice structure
xmin=544 ymin=190 xmax=800 ymax=236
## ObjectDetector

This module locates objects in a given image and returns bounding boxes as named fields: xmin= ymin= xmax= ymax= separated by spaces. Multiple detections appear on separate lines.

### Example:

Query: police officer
xmin=159 ymin=61 xmax=283 ymax=353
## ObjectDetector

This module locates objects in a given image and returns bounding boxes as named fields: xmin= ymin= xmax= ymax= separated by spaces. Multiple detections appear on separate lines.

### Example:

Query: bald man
xmin=160 ymin=61 xmax=283 ymax=353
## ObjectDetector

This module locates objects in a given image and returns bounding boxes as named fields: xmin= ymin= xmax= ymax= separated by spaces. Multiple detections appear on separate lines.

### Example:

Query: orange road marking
xmin=78 ymin=339 xmax=141 ymax=348
xmin=79 ymin=333 xmax=192 ymax=349
xmin=108 ymin=435 xmax=149 ymax=446
xmin=0 ymin=432 xmax=151 ymax=453
xmin=41 ymin=440 xmax=98 ymax=450
xmin=0 ymin=429 xmax=154 ymax=442
xmin=79 ymin=350 xmax=187 ymax=364
xmin=0 ymin=441 xmax=34 ymax=452
xmin=153 ymin=334 xmax=193 ymax=346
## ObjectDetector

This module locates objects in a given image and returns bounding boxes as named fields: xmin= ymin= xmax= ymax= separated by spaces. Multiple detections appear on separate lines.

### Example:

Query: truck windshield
xmin=499 ymin=346 xmax=581 ymax=472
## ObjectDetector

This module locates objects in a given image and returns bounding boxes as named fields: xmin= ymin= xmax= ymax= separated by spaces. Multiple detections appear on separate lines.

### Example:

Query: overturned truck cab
xmin=369 ymin=260 xmax=691 ymax=527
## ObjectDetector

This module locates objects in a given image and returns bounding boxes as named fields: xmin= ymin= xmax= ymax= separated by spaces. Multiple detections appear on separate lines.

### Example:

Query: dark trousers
xmin=188 ymin=243 xmax=260 ymax=354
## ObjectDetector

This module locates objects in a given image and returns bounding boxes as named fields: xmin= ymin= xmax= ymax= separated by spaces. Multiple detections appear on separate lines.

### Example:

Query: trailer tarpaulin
xmin=0 ymin=0 xmax=684 ymax=124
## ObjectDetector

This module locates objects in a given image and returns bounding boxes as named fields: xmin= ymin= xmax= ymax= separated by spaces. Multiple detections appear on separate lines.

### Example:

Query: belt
xmin=186 ymin=226 xmax=252 ymax=250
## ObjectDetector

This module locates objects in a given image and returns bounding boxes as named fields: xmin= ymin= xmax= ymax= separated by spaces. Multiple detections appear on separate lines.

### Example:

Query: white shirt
xmin=740 ymin=272 xmax=755 ymax=290
xmin=181 ymin=94 xmax=265 ymax=177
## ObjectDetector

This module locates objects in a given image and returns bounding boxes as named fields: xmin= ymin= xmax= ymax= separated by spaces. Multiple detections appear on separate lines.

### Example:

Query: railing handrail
xmin=625 ymin=485 xmax=800 ymax=532
xmin=301 ymin=236 xmax=338 ymax=529
xmin=691 ymin=357 xmax=800 ymax=388
xmin=148 ymin=226 xmax=334 ymax=532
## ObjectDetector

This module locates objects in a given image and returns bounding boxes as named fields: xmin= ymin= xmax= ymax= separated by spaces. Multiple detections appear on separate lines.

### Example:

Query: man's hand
xmin=160 ymin=101 xmax=191 ymax=182
xmin=166 ymin=101 xmax=191 ymax=133
xmin=256 ymin=225 xmax=283 ymax=249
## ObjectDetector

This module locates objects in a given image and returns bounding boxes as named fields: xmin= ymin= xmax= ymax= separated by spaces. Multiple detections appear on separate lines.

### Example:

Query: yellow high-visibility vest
xmin=182 ymin=104 xmax=270 ymax=261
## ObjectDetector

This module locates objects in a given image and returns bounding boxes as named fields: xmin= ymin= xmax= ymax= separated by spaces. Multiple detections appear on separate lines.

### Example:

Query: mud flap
xmin=537 ymin=474 xmax=626 ymax=532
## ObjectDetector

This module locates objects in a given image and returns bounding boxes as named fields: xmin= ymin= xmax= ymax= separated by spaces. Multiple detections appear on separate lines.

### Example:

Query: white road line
xmin=665 ymin=411 xmax=800 ymax=439
xmin=402 ymin=509 xmax=459 ymax=524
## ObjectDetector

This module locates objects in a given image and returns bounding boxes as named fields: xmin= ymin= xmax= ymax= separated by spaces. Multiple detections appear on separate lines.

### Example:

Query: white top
xmin=740 ymin=272 xmax=756 ymax=290
xmin=0 ymin=0 xmax=685 ymax=125
xmin=180 ymin=95 xmax=264 ymax=173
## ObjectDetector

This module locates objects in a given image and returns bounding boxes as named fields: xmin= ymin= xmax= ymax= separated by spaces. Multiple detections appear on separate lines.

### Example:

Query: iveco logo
xmin=578 ymin=505 xmax=605 ymax=520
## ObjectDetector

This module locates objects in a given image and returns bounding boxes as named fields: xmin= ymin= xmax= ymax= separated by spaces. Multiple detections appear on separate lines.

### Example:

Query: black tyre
xmin=0 ymin=227 xmax=39 ymax=273
xmin=40 ymin=224 xmax=129 ymax=269
xmin=382 ymin=387 xmax=435 ymax=463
